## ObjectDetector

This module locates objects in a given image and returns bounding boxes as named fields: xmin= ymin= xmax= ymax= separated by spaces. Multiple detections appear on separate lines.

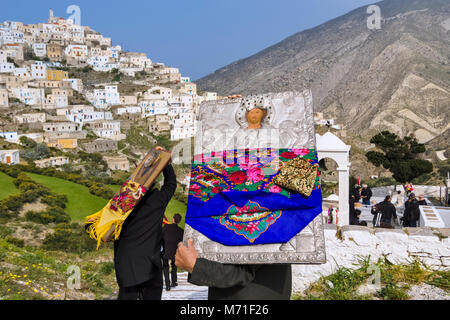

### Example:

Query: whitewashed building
xmin=31 ymin=61 xmax=47 ymax=79
xmin=0 ymin=62 xmax=14 ymax=73
xmin=11 ymin=88 xmax=44 ymax=105
xmin=14 ymin=113 xmax=46 ymax=124
xmin=0 ymin=89 xmax=8 ymax=107
xmin=35 ymin=156 xmax=69 ymax=168
xmin=32 ymin=43 xmax=47 ymax=57
xmin=91 ymin=85 xmax=120 ymax=108
xmin=63 ymin=78 xmax=83 ymax=92
xmin=115 ymin=106 xmax=141 ymax=116
xmin=43 ymin=122 xmax=81 ymax=133
xmin=0 ymin=149 xmax=20 ymax=165
xmin=44 ymin=94 xmax=68 ymax=108
xmin=0 ymin=131 xmax=18 ymax=142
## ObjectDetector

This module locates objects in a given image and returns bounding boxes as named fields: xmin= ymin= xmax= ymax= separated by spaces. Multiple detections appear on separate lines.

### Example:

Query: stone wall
xmin=292 ymin=225 xmax=450 ymax=294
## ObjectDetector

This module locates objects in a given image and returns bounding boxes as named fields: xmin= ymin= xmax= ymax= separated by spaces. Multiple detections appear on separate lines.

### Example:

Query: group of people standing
xmin=349 ymin=182 xmax=427 ymax=228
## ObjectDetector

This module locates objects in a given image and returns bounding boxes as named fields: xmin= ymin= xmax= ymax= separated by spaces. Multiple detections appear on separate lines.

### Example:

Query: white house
xmin=32 ymin=43 xmax=47 ymax=57
xmin=14 ymin=113 xmax=46 ymax=124
xmin=56 ymin=105 xmax=95 ymax=117
xmin=0 ymin=131 xmax=18 ymax=142
xmin=65 ymin=44 xmax=88 ymax=61
xmin=0 ymin=62 xmax=14 ymax=73
xmin=13 ymin=67 xmax=32 ymax=79
xmin=91 ymin=85 xmax=120 ymax=108
xmin=116 ymin=106 xmax=141 ymax=116
xmin=63 ymin=78 xmax=83 ymax=92
xmin=67 ymin=111 xmax=113 ymax=123
xmin=0 ymin=89 xmax=8 ymax=107
xmin=170 ymin=126 xmax=196 ymax=141
xmin=35 ymin=156 xmax=69 ymax=168
xmin=87 ymin=55 xmax=119 ymax=72
xmin=0 ymin=149 xmax=20 ymax=165
xmin=11 ymin=88 xmax=44 ymax=105
xmin=91 ymin=120 xmax=124 ymax=140
xmin=44 ymin=94 xmax=68 ymax=108
xmin=31 ymin=61 xmax=47 ymax=79
xmin=0 ymin=49 xmax=7 ymax=63
xmin=141 ymin=100 xmax=168 ymax=117
xmin=43 ymin=122 xmax=81 ymax=133
xmin=144 ymin=86 xmax=172 ymax=100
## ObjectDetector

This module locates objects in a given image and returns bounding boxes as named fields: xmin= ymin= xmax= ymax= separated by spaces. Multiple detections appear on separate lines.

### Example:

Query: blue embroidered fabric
xmin=185 ymin=148 xmax=323 ymax=246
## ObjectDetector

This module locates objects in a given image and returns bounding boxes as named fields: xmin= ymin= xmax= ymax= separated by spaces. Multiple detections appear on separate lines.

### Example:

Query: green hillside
xmin=27 ymin=173 xmax=107 ymax=221
xmin=26 ymin=173 xmax=187 ymax=224
xmin=0 ymin=171 xmax=19 ymax=199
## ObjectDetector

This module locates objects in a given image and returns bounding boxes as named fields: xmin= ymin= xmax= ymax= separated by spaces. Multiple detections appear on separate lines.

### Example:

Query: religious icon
xmin=185 ymin=90 xmax=326 ymax=264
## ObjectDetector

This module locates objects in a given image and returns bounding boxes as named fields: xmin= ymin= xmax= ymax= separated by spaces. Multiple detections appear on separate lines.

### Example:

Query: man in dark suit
xmin=162 ymin=213 xmax=184 ymax=291
xmin=175 ymin=239 xmax=292 ymax=300
xmin=114 ymin=147 xmax=177 ymax=300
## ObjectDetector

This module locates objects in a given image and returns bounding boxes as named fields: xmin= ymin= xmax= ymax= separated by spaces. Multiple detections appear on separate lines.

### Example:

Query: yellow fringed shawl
xmin=85 ymin=180 xmax=147 ymax=249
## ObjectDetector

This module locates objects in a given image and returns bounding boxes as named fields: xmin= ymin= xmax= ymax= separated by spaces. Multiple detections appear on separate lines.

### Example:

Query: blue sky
xmin=1 ymin=0 xmax=377 ymax=80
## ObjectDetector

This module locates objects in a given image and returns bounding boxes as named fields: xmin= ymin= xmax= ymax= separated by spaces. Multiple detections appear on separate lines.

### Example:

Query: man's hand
xmin=175 ymin=239 xmax=198 ymax=273
xmin=155 ymin=146 xmax=165 ymax=151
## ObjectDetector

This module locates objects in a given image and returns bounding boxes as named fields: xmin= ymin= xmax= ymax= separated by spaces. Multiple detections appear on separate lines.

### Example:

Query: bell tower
xmin=49 ymin=8 xmax=54 ymax=22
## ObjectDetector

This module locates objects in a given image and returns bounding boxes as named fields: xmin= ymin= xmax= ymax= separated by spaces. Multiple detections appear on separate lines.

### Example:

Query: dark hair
xmin=384 ymin=195 xmax=391 ymax=202
xmin=173 ymin=213 xmax=182 ymax=225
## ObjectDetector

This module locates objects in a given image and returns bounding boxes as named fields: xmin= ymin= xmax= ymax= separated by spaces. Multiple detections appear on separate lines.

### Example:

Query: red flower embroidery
xmin=229 ymin=171 xmax=248 ymax=184
xmin=280 ymin=151 xmax=297 ymax=159
xmin=211 ymin=186 xmax=223 ymax=193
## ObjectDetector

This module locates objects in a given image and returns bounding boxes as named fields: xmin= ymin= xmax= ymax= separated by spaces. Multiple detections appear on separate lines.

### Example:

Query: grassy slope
xmin=26 ymin=173 xmax=107 ymax=222
xmin=0 ymin=172 xmax=19 ymax=199
xmin=26 ymin=174 xmax=187 ymax=225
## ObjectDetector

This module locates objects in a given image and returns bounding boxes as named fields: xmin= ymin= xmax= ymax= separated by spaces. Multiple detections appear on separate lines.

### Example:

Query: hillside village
xmin=0 ymin=9 xmax=220 ymax=178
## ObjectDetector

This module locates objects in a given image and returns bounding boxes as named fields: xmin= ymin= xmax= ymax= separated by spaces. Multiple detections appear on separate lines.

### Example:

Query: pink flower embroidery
xmin=247 ymin=167 xmax=264 ymax=183
xmin=269 ymin=185 xmax=281 ymax=193
xmin=292 ymin=149 xmax=309 ymax=157
xmin=245 ymin=222 xmax=260 ymax=234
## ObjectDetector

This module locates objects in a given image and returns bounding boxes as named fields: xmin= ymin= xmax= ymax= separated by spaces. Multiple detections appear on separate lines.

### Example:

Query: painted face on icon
xmin=246 ymin=108 xmax=266 ymax=129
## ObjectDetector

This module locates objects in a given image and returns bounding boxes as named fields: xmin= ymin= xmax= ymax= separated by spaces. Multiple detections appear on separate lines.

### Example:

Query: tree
xmin=365 ymin=131 xmax=433 ymax=184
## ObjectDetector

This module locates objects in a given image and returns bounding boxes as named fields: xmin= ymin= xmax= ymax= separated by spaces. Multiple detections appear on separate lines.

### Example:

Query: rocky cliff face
xmin=197 ymin=0 xmax=450 ymax=145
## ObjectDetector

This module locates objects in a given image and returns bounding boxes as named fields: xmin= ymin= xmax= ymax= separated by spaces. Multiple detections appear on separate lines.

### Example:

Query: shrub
xmin=0 ymin=203 xmax=11 ymax=219
xmin=41 ymin=194 xmax=68 ymax=209
xmin=88 ymin=184 xmax=115 ymax=199
xmin=25 ymin=206 xmax=70 ymax=224
xmin=0 ymin=225 xmax=14 ymax=237
xmin=42 ymin=222 xmax=98 ymax=253
xmin=2 ymin=195 xmax=25 ymax=212
xmin=5 ymin=236 xmax=24 ymax=247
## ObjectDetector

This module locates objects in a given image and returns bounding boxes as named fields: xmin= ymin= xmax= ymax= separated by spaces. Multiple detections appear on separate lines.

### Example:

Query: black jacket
xmin=404 ymin=199 xmax=420 ymax=222
xmin=361 ymin=188 xmax=372 ymax=200
xmin=114 ymin=164 xmax=177 ymax=288
xmin=162 ymin=223 xmax=184 ymax=260
xmin=188 ymin=258 xmax=292 ymax=300
xmin=377 ymin=200 xmax=397 ymax=223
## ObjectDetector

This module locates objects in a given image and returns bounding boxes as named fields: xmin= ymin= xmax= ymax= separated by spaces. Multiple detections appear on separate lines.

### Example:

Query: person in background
xmin=352 ymin=184 xmax=361 ymax=202
xmin=114 ymin=146 xmax=177 ymax=300
xmin=377 ymin=195 xmax=397 ymax=229
xmin=175 ymin=239 xmax=292 ymax=300
xmin=403 ymin=193 xmax=420 ymax=227
xmin=162 ymin=213 xmax=184 ymax=291
xmin=418 ymin=195 xmax=427 ymax=206
xmin=349 ymin=194 xmax=357 ymax=225
xmin=360 ymin=184 xmax=373 ymax=205
xmin=371 ymin=200 xmax=381 ymax=227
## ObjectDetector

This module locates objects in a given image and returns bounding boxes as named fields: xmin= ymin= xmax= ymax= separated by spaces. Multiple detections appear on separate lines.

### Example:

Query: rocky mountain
xmin=197 ymin=0 xmax=450 ymax=145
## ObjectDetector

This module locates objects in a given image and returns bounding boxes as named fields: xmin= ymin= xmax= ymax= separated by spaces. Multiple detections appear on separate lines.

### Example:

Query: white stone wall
xmin=292 ymin=225 xmax=450 ymax=294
